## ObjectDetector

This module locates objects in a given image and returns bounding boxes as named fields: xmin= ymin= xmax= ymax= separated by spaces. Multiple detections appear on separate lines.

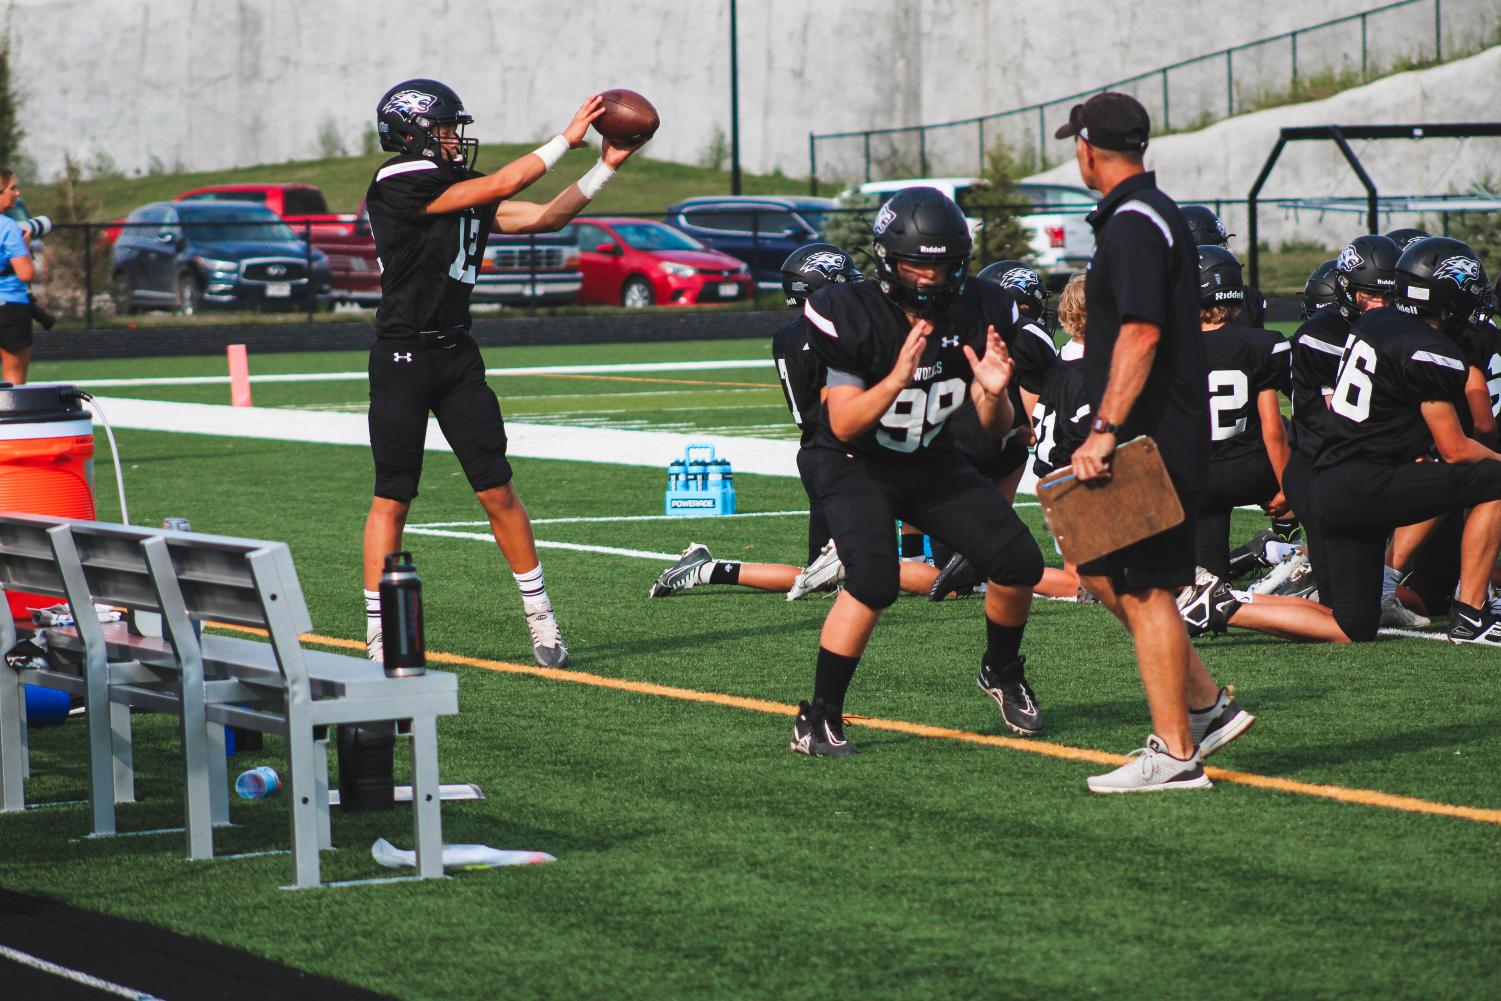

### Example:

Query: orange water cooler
xmin=0 ymin=384 xmax=95 ymax=619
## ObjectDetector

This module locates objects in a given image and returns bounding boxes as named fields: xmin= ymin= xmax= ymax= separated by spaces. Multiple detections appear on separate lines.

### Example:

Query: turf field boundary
xmin=209 ymin=623 xmax=1501 ymax=826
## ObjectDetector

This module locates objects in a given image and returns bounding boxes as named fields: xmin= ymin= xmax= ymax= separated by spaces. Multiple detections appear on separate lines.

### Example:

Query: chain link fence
xmin=808 ymin=0 xmax=1500 ymax=191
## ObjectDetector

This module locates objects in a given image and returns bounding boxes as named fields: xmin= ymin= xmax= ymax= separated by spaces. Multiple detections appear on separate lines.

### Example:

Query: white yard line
xmin=404 ymin=527 xmax=678 ymax=561
xmin=69 ymin=358 xmax=770 ymax=389
xmin=415 ymin=510 xmax=812 ymax=528
xmin=0 ymin=943 xmax=164 ymax=1000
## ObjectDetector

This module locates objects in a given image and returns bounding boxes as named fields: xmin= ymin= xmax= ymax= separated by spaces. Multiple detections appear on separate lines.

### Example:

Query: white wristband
xmin=532 ymin=135 xmax=569 ymax=172
xmin=576 ymin=159 xmax=615 ymax=200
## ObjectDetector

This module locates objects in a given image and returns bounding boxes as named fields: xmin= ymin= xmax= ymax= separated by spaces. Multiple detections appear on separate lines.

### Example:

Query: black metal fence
xmin=807 ymin=0 xmax=1497 ymax=190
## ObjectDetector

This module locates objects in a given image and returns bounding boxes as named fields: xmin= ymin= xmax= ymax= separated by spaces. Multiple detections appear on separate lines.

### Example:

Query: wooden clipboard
xmin=1036 ymin=436 xmax=1184 ymax=565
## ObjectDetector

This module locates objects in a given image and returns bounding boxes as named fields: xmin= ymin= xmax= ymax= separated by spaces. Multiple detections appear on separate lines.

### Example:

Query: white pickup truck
xmin=857 ymin=177 xmax=1096 ymax=286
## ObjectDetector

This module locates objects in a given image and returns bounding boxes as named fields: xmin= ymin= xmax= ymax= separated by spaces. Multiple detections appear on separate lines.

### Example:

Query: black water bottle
xmin=379 ymin=551 xmax=426 ymax=677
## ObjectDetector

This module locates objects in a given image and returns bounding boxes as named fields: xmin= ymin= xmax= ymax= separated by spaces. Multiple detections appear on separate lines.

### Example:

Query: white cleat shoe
xmin=1379 ymin=592 xmax=1431 ymax=629
xmin=1086 ymin=735 xmax=1213 ymax=794
xmin=366 ymin=628 xmax=383 ymax=665
xmin=787 ymin=540 xmax=845 ymax=601
xmin=525 ymin=605 xmax=571 ymax=668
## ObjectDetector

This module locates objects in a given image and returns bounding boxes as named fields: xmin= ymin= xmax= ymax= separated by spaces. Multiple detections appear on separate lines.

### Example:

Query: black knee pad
xmin=843 ymin=560 xmax=900 ymax=611
xmin=1333 ymin=608 xmax=1380 ymax=643
xmin=979 ymin=531 xmax=1045 ymax=588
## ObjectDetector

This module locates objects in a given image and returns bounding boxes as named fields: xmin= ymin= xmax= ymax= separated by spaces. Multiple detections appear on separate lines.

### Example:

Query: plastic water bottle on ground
xmin=234 ymin=765 xmax=282 ymax=799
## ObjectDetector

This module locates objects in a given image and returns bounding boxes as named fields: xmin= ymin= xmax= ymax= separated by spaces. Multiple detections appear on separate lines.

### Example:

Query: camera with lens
xmin=18 ymin=216 xmax=52 ymax=240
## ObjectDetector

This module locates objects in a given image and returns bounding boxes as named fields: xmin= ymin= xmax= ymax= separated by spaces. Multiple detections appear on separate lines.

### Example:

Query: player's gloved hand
xmin=563 ymin=96 xmax=606 ymax=148
xmin=884 ymin=318 xmax=932 ymax=388
xmin=964 ymin=325 xmax=1014 ymax=398
xmin=1072 ymin=431 xmax=1116 ymax=484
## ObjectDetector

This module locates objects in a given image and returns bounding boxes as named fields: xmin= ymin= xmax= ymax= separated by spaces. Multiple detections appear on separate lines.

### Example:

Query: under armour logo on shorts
xmin=393 ymin=352 xmax=413 ymax=362
xmin=941 ymin=336 xmax=960 ymax=348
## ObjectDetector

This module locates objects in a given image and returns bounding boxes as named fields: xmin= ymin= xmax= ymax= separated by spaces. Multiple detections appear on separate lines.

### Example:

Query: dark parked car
xmin=111 ymin=200 xmax=331 ymax=314
xmin=663 ymin=195 xmax=836 ymax=288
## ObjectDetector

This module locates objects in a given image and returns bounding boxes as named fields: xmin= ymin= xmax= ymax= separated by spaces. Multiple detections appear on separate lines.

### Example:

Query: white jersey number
xmin=1330 ymin=339 xmax=1378 ymax=423
xmin=1208 ymin=370 xmax=1250 ymax=441
xmin=876 ymin=378 xmax=967 ymax=453
xmin=448 ymin=214 xmax=480 ymax=285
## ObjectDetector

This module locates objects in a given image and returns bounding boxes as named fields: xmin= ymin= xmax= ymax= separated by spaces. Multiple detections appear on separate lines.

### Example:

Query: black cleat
xmin=1447 ymin=601 xmax=1501 ymax=646
xmin=929 ymin=552 xmax=983 ymax=601
xmin=790 ymin=701 xmax=858 ymax=756
xmin=977 ymin=655 xmax=1044 ymax=736
xmin=649 ymin=543 xmax=711 ymax=598
xmin=1227 ymin=527 xmax=1279 ymax=578
xmin=1178 ymin=570 xmax=1241 ymax=638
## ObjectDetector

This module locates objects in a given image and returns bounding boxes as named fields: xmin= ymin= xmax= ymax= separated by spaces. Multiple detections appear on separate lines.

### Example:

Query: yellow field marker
xmin=210 ymin=624 xmax=1501 ymax=826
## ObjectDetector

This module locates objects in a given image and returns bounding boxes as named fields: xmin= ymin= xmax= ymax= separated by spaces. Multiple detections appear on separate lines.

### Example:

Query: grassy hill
xmin=23 ymin=146 xmax=812 ymax=221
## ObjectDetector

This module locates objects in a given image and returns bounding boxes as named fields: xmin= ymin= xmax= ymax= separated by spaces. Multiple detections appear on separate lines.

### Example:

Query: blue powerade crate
xmin=664 ymin=443 xmax=736 ymax=516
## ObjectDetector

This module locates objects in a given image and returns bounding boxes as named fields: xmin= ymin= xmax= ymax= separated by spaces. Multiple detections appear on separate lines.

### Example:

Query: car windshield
xmin=613 ymin=222 xmax=703 ymax=251
xmin=179 ymin=207 xmax=297 ymax=243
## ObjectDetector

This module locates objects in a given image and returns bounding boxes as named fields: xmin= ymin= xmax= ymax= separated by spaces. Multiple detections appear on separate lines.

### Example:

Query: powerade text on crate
xmin=665 ymin=444 xmax=735 ymax=516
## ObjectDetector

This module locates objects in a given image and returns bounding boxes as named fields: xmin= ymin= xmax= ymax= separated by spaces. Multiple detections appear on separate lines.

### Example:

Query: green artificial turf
xmin=5 ymin=339 xmax=1500 ymax=1000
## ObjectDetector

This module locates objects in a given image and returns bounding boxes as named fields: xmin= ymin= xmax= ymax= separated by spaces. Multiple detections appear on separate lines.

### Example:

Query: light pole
xmin=729 ymin=0 xmax=742 ymax=195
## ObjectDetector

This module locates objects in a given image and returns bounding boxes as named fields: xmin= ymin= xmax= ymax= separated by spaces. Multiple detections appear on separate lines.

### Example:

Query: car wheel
xmin=175 ymin=273 xmax=202 ymax=316
xmin=110 ymin=272 xmax=136 ymax=315
xmin=621 ymin=277 xmax=655 ymax=308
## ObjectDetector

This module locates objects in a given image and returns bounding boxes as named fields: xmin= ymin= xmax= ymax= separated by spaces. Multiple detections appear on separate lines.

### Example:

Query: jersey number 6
xmin=1330 ymin=339 xmax=1377 ymax=423
xmin=876 ymin=378 xmax=967 ymax=453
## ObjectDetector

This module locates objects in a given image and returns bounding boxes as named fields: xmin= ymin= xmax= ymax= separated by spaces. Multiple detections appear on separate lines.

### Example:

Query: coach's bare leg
xmin=1 ymin=346 xmax=30 ymax=386
xmin=820 ymin=589 xmax=881 ymax=658
xmin=476 ymin=483 xmax=541 ymax=574
xmin=363 ymin=496 xmax=411 ymax=589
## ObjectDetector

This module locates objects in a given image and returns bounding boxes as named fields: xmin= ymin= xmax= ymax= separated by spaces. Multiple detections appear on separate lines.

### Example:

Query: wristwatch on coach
xmin=1091 ymin=416 xmax=1120 ymax=436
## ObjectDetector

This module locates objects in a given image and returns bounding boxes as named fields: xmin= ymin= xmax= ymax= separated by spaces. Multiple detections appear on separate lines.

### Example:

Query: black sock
xmin=900 ymin=533 xmax=926 ymax=559
xmin=708 ymin=562 xmax=740 ymax=585
xmin=1273 ymin=517 xmax=1301 ymax=542
xmin=813 ymin=647 xmax=860 ymax=712
xmin=985 ymin=618 xmax=1026 ymax=680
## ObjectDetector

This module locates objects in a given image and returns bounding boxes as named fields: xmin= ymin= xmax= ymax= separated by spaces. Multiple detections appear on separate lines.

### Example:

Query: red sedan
xmin=573 ymin=218 xmax=753 ymax=307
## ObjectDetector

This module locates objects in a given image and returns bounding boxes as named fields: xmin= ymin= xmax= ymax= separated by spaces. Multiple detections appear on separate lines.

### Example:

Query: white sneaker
xmin=366 ymin=626 xmax=383 ymax=665
xmin=525 ymin=605 xmax=571 ymax=668
xmin=1379 ymin=593 xmax=1431 ymax=629
xmin=1086 ymin=735 xmax=1213 ymax=794
xmin=787 ymin=540 xmax=845 ymax=601
xmin=1250 ymin=549 xmax=1307 ymax=595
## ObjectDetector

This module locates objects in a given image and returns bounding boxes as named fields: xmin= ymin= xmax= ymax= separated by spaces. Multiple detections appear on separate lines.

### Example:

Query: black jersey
xmin=1459 ymin=318 xmax=1501 ymax=424
xmin=945 ymin=317 xmax=1058 ymax=453
xmin=1031 ymin=342 xmax=1092 ymax=477
xmin=1289 ymin=307 xmax=1351 ymax=458
xmin=1315 ymin=307 xmax=1469 ymax=469
xmin=366 ymin=154 xmax=497 ymax=337
xmin=803 ymin=278 xmax=1023 ymax=462
xmin=1241 ymin=284 xmax=1268 ymax=329
xmin=1202 ymin=322 xmax=1291 ymax=462
xmin=771 ymin=316 xmax=824 ymax=448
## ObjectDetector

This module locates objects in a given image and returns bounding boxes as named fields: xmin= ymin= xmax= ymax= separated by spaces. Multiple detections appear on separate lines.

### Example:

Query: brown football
xmin=593 ymin=88 xmax=659 ymax=146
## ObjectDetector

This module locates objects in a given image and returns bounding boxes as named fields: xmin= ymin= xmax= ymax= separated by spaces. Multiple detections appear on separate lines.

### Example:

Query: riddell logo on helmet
xmin=919 ymin=245 xmax=947 ymax=254
xmin=1213 ymin=290 xmax=1241 ymax=301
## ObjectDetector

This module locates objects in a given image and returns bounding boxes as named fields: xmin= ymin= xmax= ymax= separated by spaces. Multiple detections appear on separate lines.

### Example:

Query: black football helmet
xmin=1302 ymin=259 xmax=1339 ymax=319
xmin=1384 ymin=228 xmax=1429 ymax=252
xmin=975 ymin=260 xmax=1054 ymax=327
xmin=1334 ymin=233 xmax=1399 ymax=318
xmin=781 ymin=243 xmax=861 ymax=307
xmin=870 ymin=187 xmax=973 ymax=318
xmin=1394 ymin=236 xmax=1490 ymax=334
xmin=377 ymin=79 xmax=477 ymax=169
xmin=1182 ymin=205 xmax=1231 ymax=247
xmin=1197 ymin=245 xmax=1245 ymax=310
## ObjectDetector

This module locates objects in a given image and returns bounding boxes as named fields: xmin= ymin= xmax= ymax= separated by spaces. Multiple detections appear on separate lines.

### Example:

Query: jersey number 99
xmin=876 ymin=378 xmax=966 ymax=453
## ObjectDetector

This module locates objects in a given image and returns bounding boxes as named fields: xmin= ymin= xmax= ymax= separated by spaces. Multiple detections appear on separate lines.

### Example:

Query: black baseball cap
xmin=1054 ymin=92 xmax=1150 ymax=152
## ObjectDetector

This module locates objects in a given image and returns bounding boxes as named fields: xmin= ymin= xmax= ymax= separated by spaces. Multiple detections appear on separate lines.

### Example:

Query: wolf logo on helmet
xmin=872 ymin=203 xmax=897 ymax=235
xmin=1337 ymin=245 xmax=1364 ymax=273
xmin=1434 ymin=256 xmax=1482 ymax=289
xmin=382 ymin=89 xmax=439 ymax=119
xmin=799 ymin=251 xmax=850 ymax=279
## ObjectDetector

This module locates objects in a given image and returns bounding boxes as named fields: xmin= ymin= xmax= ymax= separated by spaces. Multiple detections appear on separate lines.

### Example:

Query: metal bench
xmin=0 ymin=512 xmax=459 ymax=888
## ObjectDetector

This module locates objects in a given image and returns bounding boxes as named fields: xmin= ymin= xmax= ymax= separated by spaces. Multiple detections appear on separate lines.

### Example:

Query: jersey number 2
xmin=1208 ymin=370 xmax=1250 ymax=441
xmin=876 ymin=379 xmax=966 ymax=453
xmin=449 ymin=215 xmax=480 ymax=285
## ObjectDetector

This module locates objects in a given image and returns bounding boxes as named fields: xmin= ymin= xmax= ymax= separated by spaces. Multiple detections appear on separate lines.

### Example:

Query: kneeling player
xmin=791 ymin=187 xmax=1045 ymax=756
xmin=1311 ymin=237 xmax=1501 ymax=644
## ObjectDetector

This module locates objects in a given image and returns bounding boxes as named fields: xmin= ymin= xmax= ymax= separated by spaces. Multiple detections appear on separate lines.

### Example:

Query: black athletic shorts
xmin=1195 ymin=452 xmax=1279 ymax=579
xmin=0 ymin=302 xmax=33 ymax=353
xmin=1281 ymin=449 xmax=1329 ymax=604
xmin=1311 ymin=457 xmax=1501 ymax=641
xmin=814 ymin=446 xmax=1043 ymax=610
xmin=1078 ymin=494 xmax=1201 ymax=594
xmin=367 ymin=333 xmax=513 ymax=502
xmin=795 ymin=445 xmax=831 ymax=566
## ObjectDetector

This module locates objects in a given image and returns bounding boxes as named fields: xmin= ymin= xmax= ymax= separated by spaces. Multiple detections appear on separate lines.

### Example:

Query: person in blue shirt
xmin=0 ymin=168 xmax=36 ymax=385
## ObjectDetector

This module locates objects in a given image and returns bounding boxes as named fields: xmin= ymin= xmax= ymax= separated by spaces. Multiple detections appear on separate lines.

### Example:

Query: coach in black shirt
xmin=1056 ymin=93 xmax=1254 ymax=794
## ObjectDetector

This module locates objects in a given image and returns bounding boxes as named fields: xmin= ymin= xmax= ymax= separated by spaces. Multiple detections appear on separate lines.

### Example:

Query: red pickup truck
xmin=176 ymin=183 xmax=381 ymax=303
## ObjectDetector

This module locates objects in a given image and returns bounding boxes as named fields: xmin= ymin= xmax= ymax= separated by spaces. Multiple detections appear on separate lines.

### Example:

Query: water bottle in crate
xmin=664 ymin=443 xmax=736 ymax=516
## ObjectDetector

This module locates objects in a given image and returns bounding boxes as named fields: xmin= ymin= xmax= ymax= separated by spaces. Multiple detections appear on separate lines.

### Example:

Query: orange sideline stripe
xmin=209 ymin=623 xmax=1501 ymax=826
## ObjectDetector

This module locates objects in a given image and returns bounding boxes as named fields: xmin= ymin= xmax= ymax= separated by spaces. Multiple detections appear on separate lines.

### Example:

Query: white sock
xmin=1382 ymin=565 xmax=1402 ymax=599
xmin=364 ymin=589 xmax=381 ymax=639
xmin=696 ymin=561 xmax=718 ymax=585
xmin=1264 ymin=540 xmax=1301 ymax=564
xmin=514 ymin=564 xmax=550 ymax=609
